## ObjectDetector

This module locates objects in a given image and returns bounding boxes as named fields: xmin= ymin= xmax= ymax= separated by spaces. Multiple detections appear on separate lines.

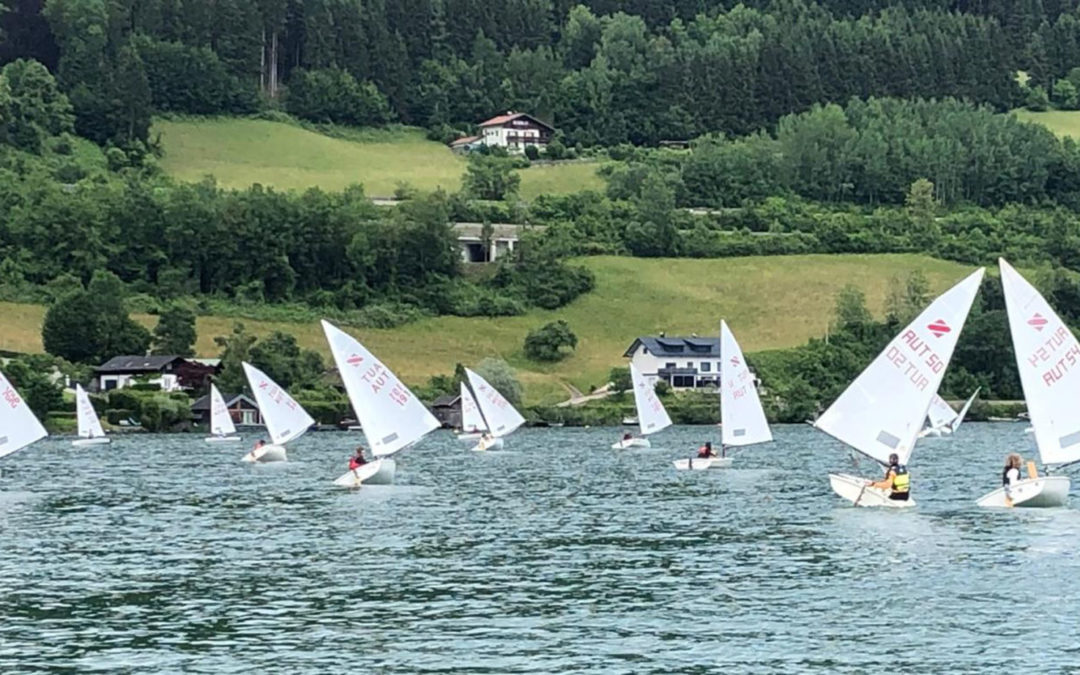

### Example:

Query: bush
xmin=524 ymin=145 xmax=540 ymax=160
xmin=524 ymin=320 xmax=578 ymax=361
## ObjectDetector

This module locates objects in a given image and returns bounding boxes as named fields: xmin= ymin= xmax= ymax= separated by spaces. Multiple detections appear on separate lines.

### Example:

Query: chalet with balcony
xmin=622 ymin=336 xmax=723 ymax=390
xmin=450 ymin=112 xmax=555 ymax=155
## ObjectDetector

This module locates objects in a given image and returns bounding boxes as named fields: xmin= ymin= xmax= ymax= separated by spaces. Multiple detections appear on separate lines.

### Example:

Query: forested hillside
xmin=5 ymin=0 xmax=1080 ymax=146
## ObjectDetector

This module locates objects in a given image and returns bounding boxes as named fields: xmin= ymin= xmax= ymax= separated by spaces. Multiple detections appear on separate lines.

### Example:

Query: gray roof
xmin=623 ymin=337 xmax=721 ymax=358
xmin=95 ymin=355 xmax=184 ymax=373
xmin=432 ymin=394 xmax=461 ymax=408
xmin=190 ymin=392 xmax=258 ymax=411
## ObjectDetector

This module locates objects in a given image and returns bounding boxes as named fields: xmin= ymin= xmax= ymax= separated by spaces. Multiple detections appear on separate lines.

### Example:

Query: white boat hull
xmin=456 ymin=432 xmax=483 ymax=442
xmin=611 ymin=437 xmax=651 ymax=449
xmin=673 ymin=456 xmax=733 ymax=470
xmin=471 ymin=437 xmax=505 ymax=452
xmin=918 ymin=426 xmax=950 ymax=438
xmin=976 ymin=476 xmax=1070 ymax=508
xmin=829 ymin=473 xmax=915 ymax=508
xmin=73 ymin=437 xmax=110 ymax=447
xmin=242 ymin=444 xmax=287 ymax=463
xmin=333 ymin=458 xmax=397 ymax=488
xmin=205 ymin=436 xmax=242 ymax=444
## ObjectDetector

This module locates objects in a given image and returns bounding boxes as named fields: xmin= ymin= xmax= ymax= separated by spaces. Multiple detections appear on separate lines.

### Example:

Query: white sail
xmin=209 ymin=384 xmax=237 ymax=436
xmin=241 ymin=362 xmax=314 ymax=446
xmin=465 ymin=368 xmax=525 ymax=438
xmin=322 ymin=320 xmax=439 ymax=457
xmin=1000 ymin=258 xmax=1080 ymax=466
xmin=460 ymin=382 xmax=487 ymax=433
xmin=630 ymin=363 xmax=672 ymax=436
xmin=814 ymin=268 xmax=984 ymax=466
xmin=720 ymin=320 xmax=773 ymax=447
xmin=75 ymin=384 xmax=106 ymax=439
xmin=926 ymin=394 xmax=959 ymax=430
xmin=0 ymin=368 xmax=48 ymax=459
xmin=949 ymin=388 xmax=980 ymax=433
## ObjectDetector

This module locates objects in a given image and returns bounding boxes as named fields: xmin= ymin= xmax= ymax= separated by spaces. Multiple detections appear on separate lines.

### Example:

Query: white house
xmin=94 ymin=355 xmax=217 ymax=392
xmin=623 ymin=336 xmax=723 ymax=390
xmin=451 ymin=112 xmax=556 ymax=155
xmin=453 ymin=222 xmax=530 ymax=263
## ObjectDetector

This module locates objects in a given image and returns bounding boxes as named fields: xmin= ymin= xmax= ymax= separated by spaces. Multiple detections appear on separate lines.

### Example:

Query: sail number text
xmin=1026 ymin=325 xmax=1080 ymax=387
xmin=1 ymin=386 xmax=21 ymax=409
xmin=361 ymin=363 xmax=409 ymax=406
xmin=885 ymin=330 xmax=947 ymax=391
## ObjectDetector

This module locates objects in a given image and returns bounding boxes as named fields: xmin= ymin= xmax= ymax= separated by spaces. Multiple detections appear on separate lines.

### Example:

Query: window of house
xmin=700 ymin=362 xmax=711 ymax=372
xmin=665 ymin=362 xmax=676 ymax=369
xmin=673 ymin=375 xmax=695 ymax=388
xmin=686 ymin=362 xmax=693 ymax=368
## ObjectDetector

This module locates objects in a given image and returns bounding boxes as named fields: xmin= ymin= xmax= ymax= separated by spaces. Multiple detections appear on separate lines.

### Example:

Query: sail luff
xmin=813 ymin=268 xmax=984 ymax=466
xmin=629 ymin=363 xmax=672 ymax=436
xmin=720 ymin=320 xmax=773 ymax=448
xmin=999 ymin=259 xmax=1080 ymax=466
xmin=75 ymin=384 xmax=106 ymax=439
xmin=209 ymin=384 xmax=238 ymax=436
xmin=465 ymin=368 xmax=525 ymax=438
xmin=460 ymin=381 xmax=488 ymax=433
xmin=242 ymin=362 xmax=314 ymax=446
xmin=322 ymin=321 xmax=439 ymax=457
xmin=0 ymin=368 xmax=48 ymax=459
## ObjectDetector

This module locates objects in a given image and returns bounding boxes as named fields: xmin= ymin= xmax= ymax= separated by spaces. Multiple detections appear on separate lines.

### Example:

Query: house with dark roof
xmin=94 ymin=355 xmax=218 ymax=392
xmin=623 ymin=336 xmax=722 ymax=390
xmin=449 ymin=111 xmax=555 ymax=155
xmin=431 ymin=393 xmax=461 ymax=429
xmin=190 ymin=392 xmax=263 ymax=427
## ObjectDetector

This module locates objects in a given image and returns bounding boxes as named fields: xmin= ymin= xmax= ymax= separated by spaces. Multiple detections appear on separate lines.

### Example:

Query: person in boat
xmin=1002 ymin=453 xmax=1023 ymax=507
xmin=252 ymin=439 xmax=266 ymax=453
xmin=622 ymin=432 xmax=633 ymax=442
xmin=479 ymin=432 xmax=495 ymax=450
xmin=348 ymin=446 xmax=369 ymax=471
xmin=697 ymin=442 xmax=717 ymax=458
xmin=868 ymin=452 xmax=910 ymax=501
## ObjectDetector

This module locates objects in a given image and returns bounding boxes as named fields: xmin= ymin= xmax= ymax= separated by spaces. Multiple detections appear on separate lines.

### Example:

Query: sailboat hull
xmin=471 ymin=437 xmax=505 ymax=452
xmin=73 ymin=437 xmax=110 ymax=447
xmin=975 ymin=476 xmax=1070 ymax=508
xmin=334 ymin=458 xmax=397 ymax=487
xmin=829 ymin=473 xmax=916 ymax=508
xmin=205 ymin=436 xmax=242 ymax=444
xmin=456 ymin=432 xmax=483 ymax=442
xmin=918 ymin=427 xmax=948 ymax=438
xmin=242 ymin=444 xmax=287 ymax=463
xmin=673 ymin=456 xmax=733 ymax=470
xmin=611 ymin=438 xmax=651 ymax=449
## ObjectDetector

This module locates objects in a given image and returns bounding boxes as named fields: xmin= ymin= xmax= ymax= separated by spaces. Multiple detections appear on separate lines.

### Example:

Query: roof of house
xmin=623 ymin=336 xmax=722 ymax=358
xmin=450 ymin=135 xmax=482 ymax=147
xmin=432 ymin=394 xmax=461 ymax=408
xmin=190 ymin=392 xmax=258 ymax=411
xmin=95 ymin=355 xmax=185 ymax=373
xmin=478 ymin=112 xmax=555 ymax=131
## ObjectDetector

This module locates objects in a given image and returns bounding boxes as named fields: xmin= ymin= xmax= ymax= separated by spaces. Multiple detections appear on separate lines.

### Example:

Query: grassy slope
xmin=1013 ymin=109 xmax=1080 ymax=137
xmin=1 ymin=254 xmax=973 ymax=404
xmin=154 ymin=118 xmax=604 ymax=198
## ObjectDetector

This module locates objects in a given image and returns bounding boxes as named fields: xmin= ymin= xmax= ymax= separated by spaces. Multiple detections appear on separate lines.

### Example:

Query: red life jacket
xmin=349 ymin=457 xmax=365 ymax=470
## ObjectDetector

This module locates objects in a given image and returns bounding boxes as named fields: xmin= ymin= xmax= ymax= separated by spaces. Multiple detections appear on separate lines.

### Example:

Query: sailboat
xmin=456 ymin=382 xmax=486 ymax=442
xmin=814 ymin=268 xmax=984 ymax=507
xmin=0 ymin=368 xmax=48 ymax=460
xmin=73 ymin=384 xmax=110 ymax=446
xmin=240 ymin=362 xmax=314 ymax=463
xmin=674 ymin=321 xmax=772 ymax=469
xmin=204 ymin=384 xmax=242 ymax=443
xmin=323 ymin=320 xmax=440 ymax=487
xmin=612 ymin=364 xmax=672 ymax=449
xmin=465 ymin=367 xmax=525 ymax=452
xmin=976 ymin=259 xmax=1076 ymax=508
xmin=919 ymin=389 xmax=980 ymax=437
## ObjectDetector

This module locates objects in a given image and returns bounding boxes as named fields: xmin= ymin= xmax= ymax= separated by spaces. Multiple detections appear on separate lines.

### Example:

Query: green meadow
xmin=1 ymin=254 xmax=974 ymax=404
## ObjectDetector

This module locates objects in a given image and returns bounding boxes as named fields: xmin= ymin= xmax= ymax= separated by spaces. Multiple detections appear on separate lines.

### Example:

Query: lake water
xmin=1 ymin=423 xmax=1077 ymax=673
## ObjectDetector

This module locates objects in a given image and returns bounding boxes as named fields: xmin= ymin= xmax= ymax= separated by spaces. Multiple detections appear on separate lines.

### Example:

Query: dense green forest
xmin=6 ymin=0 xmax=1080 ymax=145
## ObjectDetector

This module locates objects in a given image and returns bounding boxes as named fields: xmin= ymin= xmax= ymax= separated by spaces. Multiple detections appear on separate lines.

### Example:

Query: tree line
xmin=5 ymin=0 xmax=1070 ymax=147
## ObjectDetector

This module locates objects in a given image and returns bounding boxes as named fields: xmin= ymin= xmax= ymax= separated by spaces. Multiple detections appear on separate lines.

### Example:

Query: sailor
xmin=868 ymin=452 xmax=910 ymax=501
xmin=1002 ymin=453 xmax=1022 ymax=507
xmin=252 ymin=439 xmax=266 ymax=453
xmin=622 ymin=432 xmax=633 ymax=442
xmin=349 ymin=446 xmax=369 ymax=471
xmin=697 ymin=442 xmax=717 ymax=458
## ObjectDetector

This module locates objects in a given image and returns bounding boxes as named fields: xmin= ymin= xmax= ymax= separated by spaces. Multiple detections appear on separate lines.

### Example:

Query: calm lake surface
xmin=2 ymin=423 xmax=1078 ymax=673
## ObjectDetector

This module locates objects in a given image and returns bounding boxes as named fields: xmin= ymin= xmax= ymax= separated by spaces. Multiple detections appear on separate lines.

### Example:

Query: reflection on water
xmin=1 ymin=423 xmax=1076 ymax=672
